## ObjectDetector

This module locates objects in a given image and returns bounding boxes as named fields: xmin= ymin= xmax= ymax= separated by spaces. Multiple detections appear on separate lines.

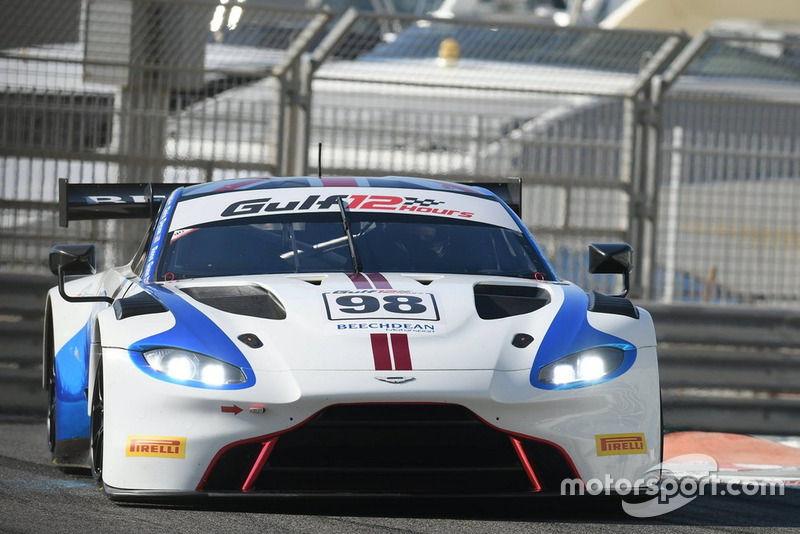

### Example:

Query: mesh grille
xmin=203 ymin=404 xmax=576 ymax=494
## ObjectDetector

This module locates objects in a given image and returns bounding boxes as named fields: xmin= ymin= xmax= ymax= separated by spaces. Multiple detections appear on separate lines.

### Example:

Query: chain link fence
xmin=304 ymin=13 xmax=687 ymax=294
xmin=0 ymin=1 xmax=798 ymax=306
xmin=658 ymin=31 xmax=800 ymax=305
xmin=1 ymin=0 xmax=330 ymax=266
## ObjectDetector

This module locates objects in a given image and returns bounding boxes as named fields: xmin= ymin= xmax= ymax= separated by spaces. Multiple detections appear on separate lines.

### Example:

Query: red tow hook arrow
xmin=221 ymin=405 xmax=243 ymax=415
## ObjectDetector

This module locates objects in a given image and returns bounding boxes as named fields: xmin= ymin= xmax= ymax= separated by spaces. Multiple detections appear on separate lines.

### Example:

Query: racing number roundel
xmin=323 ymin=292 xmax=439 ymax=321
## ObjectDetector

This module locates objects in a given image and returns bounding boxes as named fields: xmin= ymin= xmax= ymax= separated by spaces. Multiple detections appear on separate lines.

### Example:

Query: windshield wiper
xmin=336 ymin=196 xmax=361 ymax=274
xmin=283 ymin=223 xmax=301 ymax=272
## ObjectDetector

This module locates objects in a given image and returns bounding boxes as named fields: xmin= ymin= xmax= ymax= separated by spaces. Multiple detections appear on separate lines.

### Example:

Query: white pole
xmin=568 ymin=0 xmax=585 ymax=25
xmin=663 ymin=126 xmax=683 ymax=303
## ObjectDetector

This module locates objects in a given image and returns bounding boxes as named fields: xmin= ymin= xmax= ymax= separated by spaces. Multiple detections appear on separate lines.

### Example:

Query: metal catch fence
xmin=0 ymin=1 xmax=798 ymax=306
xmin=1 ymin=0 xmax=331 ymax=266
xmin=657 ymin=32 xmax=800 ymax=305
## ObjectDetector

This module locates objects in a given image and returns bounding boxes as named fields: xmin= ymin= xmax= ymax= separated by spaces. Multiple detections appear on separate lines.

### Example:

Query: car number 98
xmin=323 ymin=292 xmax=439 ymax=321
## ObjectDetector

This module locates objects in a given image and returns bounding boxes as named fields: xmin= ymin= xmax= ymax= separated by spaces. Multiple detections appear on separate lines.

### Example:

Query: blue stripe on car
xmin=54 ymin=322 xmax=91 ymax=441
xmin=143 ymin=187 xmax=182 ymax=283
xmin=473 ymin=185 xmax=558 ymax=281
xmin=128 ymin=285 xmax=256 ymax=389
xmin=530 ymin=283 xmax=636 ymax=390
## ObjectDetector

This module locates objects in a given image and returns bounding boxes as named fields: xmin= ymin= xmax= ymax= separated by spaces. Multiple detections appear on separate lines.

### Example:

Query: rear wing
xmin=58 ymin=178 xmax=195 ymax=227
xmin=58 ymin=177 xmax=522 ymax=227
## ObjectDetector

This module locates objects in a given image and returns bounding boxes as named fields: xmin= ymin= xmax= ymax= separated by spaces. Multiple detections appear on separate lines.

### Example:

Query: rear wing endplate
xmin=461 ymin=178 xmax=521 ymax=217
xmin=58 ymin=178 xmax=194 ymax=227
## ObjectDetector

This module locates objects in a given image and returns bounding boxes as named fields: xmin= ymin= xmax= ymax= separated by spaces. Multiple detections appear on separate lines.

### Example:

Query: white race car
xmin=44 ymin=176 xmax=660 ymax=500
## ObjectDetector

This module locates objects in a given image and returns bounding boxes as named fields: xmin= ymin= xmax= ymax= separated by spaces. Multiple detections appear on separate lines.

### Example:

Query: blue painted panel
xmin=530 ymin=284 xmax=637 ymax=390
xmin=127 ymin=285 xmax=255 ymax=390
xmin=54 ymin=322 xmax=91 ymax=441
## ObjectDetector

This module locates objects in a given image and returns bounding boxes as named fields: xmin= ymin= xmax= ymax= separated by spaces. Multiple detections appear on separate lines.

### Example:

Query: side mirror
xmin=49 ymin=244 xmax=97 ymax=276
xmin=49 ymin=244 xmax=112 ymax=304
xmin=588 ymin=243 xmax=632 ymax=298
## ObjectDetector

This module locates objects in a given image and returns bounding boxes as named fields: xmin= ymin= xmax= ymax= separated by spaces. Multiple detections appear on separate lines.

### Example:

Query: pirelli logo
xmin=595 ymin=433 xmax=647 ymax=456
xmin=126 ymin=436 xmax=186 ymax=459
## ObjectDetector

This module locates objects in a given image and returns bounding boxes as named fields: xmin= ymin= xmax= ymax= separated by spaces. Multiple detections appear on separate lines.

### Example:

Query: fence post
xmin=301 ymin=8 xmax=363 ymax=175
xmin=624 ymin=35 xmax=686 ymax=299
xmin=663 ymin=126 xmax=684 ymax=303
xmin=273 ymin=11 xmax=332 ymax=176
xmin=627 ymin=90 xmax=656 ymax=300
xmin=275 ymin=72 xmax=287 ymax=177
xmin=278 ymin=62 xmax=301 ymax=177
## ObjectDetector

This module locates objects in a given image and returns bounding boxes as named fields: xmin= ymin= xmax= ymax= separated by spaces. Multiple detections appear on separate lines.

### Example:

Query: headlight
xmin=143 ymin=348 xmax=246 ymax=385
xmin=538 ymin=346 xmax=625 ymax=386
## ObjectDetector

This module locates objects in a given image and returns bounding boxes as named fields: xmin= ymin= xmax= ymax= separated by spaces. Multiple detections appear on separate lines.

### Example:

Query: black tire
xmin=90 ymin=359 xmax=104 ymax=483
xmin=46 ymin=360 xmax=56 ymax=454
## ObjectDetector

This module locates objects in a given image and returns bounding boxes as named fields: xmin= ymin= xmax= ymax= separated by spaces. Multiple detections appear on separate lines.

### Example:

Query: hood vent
xmin=113 ymin=291 xmax=167 ymax=320
xmin=182 ymin=285 xmax=286 ymax=320
xmin=588 ymin=291 xmax=639 ymax=319
xmin=474 ymin=284 xmax=550 ymax=320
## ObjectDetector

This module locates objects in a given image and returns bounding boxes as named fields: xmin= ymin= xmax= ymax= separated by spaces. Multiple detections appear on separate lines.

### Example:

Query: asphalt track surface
xmin=2 ymin=415 xmax=799 ymax=534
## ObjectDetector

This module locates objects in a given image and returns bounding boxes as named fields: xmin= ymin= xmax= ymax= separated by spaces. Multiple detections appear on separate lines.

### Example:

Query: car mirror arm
xmin=57 ymin=266 xmax=114 ymax=304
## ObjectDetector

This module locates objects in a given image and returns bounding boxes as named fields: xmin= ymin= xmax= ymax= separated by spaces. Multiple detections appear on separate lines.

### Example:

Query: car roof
xmin=180 ymin=176 xmax=488 ymax=199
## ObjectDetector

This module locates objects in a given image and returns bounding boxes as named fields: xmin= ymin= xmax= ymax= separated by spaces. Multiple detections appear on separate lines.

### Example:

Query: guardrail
xmin=648 ymin=303 xmax=800 ymax=435
xmin=0 ymin=273 xmax=50 ymax=414
xmin=2 ymin=274 xmax=800 ymax=435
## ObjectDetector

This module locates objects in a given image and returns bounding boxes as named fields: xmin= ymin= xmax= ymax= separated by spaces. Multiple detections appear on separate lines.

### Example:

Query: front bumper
xmin=100 ymin=346 xmax=660 ymax=497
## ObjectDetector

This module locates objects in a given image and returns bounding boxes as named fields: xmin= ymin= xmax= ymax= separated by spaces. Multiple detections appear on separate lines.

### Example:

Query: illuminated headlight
xmin=143 ymin=348 xmax=246 ymax=385
xmin=538 ymin=347 xmax=625 ymax=386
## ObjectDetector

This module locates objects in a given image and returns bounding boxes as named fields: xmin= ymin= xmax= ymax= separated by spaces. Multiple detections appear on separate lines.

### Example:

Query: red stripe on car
xmin=390 ymin=334 xmax=412 ymax=371
xmin=348 ymin=272 xmax=372 ymax=289
xmin=365 ymin=272 xmax=392 ymax=289
xmin=321 ymin=177 xmax=359 ymax=187
xmin=214 ymin=179 xmax=265 ymax=192
xmin=509 ymin=437 xmax=543 ymax=492
xmin=370 ymin=334 xmax=392 ymax=371
xmin=241 ymin=437 xmax=279 ymax=492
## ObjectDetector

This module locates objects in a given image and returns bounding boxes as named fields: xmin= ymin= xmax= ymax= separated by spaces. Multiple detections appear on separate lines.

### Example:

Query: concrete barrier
xmin=0 ymin=273 xmax=51 ymax=414
xmin=646 ymin=302 xmax=800 ymax=435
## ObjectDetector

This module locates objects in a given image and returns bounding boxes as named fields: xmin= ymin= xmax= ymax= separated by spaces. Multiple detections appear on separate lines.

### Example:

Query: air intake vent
xmin=474 ymin=284 xmax=550 ymax=320
xmin=588 ymin=291 xmax=639 ymax=319
xmin=113 ymin=291 xmax=167 ymax=320
xmin=181 ymin=285 xmax=286 ymax=320
xmin=202 ymin=404 xmax=568 ymax=494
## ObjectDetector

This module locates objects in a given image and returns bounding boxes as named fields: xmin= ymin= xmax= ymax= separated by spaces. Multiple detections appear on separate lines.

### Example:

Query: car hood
xmin=126 ymin=272 xmax=573 ymax=374
xmin=114 ymin=272 xmax=643 ymax=376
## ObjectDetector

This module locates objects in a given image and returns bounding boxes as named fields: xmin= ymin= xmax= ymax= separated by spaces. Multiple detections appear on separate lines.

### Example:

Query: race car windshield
xmin=156 ymin=213 xmax=551 ymax=281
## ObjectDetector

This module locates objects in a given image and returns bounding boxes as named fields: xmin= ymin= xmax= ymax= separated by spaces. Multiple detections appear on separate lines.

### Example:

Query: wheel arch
xmin=42 ymin=298 xmax=54 ymax=390
xmin=87 ymin=318 xmax=104 ymax=418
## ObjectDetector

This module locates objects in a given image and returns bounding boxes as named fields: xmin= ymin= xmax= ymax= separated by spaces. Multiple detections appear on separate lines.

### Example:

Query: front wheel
xmin=90 ymin=359 xmax=104 ymax=483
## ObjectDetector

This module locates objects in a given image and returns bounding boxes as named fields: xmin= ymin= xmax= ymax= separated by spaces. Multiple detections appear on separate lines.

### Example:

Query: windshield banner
xmin=168 ymin=188 xmax=519 ymax=231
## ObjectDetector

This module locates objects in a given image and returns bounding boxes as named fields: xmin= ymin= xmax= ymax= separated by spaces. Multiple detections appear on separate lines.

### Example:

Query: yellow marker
xmin=437 ymin=38 xmax=460 ymax=67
